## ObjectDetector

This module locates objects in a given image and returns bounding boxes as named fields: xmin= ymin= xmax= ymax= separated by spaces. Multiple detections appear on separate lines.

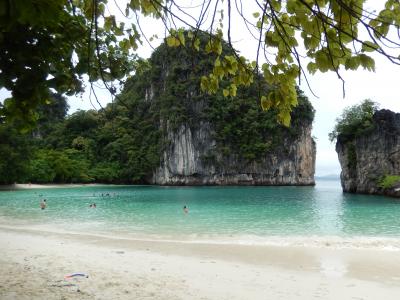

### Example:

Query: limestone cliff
xmin=122 ymin=34 xmax=316 ymax=185
xmin=152 ymin=121 xmax=315 ymax=185
xmin=336 ymin=109 xmax=400 ymax=196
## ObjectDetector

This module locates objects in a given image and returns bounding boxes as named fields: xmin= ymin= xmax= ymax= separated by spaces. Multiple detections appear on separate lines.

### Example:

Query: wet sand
xmin=1 ymin=226 xmax=400 ymax=299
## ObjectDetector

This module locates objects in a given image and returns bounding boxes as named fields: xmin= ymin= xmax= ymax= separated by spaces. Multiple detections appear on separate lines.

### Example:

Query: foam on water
xmin=3 ymin=221 xmax=400 ymax=251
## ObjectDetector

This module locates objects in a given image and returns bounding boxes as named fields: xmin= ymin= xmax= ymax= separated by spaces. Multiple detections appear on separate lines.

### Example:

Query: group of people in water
xmin=94 ymin=192 xmax=118 ymax=197
xmin=40 ymin=199 xmax=97 ymax=209
xmin=39 ymin=193 xmax=189 ymax=213
xmin=38 ymin=192 xmax=117 ymax=210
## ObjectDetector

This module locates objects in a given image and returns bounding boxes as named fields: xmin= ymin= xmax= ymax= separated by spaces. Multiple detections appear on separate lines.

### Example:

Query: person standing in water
xmin=183 ymin=205 xmax=189 ymax=214
xmin=40 ymin=199 xmax=47 ymax=210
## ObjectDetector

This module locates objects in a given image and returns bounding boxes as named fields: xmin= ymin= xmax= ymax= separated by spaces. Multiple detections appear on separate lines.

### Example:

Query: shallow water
xmin=1 ymin=180 xmax=400 ymax=244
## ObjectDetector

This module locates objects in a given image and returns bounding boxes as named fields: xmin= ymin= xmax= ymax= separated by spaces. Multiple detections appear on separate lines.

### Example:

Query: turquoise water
xmin=1 ymin=180 xmax=400 ymax=242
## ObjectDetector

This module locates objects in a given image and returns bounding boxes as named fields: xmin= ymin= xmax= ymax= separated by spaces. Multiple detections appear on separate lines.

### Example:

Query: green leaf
xmin=361 ymin=41 xmax=379 ymax=52
xmin=229 ymin=84 xmax=237 ymax=97
xmin=271 ymin=0 xmax=282 ymax=11
xmin=260 ymin=96 xmax=270 ymax=111
xmin=344 ymin=56 xmax=360 ymax=70
xmin=166 ymin=36 xmax=179 ymax=47
xmin=307 ymin=62 xmax=318 ymax=74
xmin=104 ymin=16 xmax=114 ymax=32
xmin=178 ymin=31 xmax=185 ymax=46
xmin=279 ymin=111 xmax=291 ymax=127
xmin=358 ymin=54 xmax=375 ymax=71
xmin=193 ymin=38 xmax=200 ymax=51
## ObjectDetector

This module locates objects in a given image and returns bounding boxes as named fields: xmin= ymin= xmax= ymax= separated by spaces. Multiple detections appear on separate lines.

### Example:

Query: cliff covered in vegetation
xmin=336 ymin=109 xmax=400 ymax=196
xmin=120 ymin=34 xmax=316 ymax=185
xmin=0 ymin=34 xmax=316 ymax=185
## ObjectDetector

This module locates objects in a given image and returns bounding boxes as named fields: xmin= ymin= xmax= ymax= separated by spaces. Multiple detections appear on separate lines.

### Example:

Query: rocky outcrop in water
xmin=121 ymin=33 xmax=316 ymax=185
xmin=336 ymin=109 xmax=400 ymax=196
xmin=147 ymin=48 xmax=315 ymax=184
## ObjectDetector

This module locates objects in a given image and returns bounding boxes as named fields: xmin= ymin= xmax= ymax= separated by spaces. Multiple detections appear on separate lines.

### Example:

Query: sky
xmin=2 ymin=1 xmax=400 ymax=176
xmin=301 ymin=55 xmax=400 ymax=175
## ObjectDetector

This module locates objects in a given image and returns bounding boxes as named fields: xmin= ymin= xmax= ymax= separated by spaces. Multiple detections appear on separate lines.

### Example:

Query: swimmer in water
xmin=183 ymin=205 xmax=189 ymax=214
xmin=40 ymin=199 xmax=47 ymax=210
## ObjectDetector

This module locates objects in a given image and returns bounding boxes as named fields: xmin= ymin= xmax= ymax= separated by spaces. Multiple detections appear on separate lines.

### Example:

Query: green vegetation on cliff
xmin=329 ymin=100 xmax=379 ymax=173
xmin=378 ymin=175 xmax=400 ymax=189
xmin=0 ymin=36 xmax=314 ymax=184
xmin=122 ymin=33 xmax=314 ymax=163
xmin=329 ymin=99 xmax=379 ymax=143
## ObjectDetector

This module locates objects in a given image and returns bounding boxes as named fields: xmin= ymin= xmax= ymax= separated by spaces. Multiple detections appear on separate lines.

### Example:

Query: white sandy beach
xmin=1 ymin=226 xmax=400 ymax=300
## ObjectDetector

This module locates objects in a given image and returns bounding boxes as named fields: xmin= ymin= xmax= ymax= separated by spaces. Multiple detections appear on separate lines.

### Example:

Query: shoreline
xmin=2 ymin=223 xmax=400 ymax=251
xmin=0 ymin=183 xmax=129 ymax=190
xmin=0 ymin=182 xmax=322 ymax=190
xmin=1 ymin=226 xmax=400 ymax=299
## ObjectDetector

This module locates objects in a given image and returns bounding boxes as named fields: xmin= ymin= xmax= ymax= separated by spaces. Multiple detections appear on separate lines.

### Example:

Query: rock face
xmin=152 ymin=120 xmax=315 ymax=185
xmin=128 ymin=34 xmax=316 ymax=186
xmin=336 ymin=109 xmax=400 ymax=196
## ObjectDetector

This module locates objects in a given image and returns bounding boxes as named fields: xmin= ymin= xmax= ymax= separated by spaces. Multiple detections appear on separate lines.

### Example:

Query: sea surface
xmin=1 ymin=180 xmax=400 ymax=247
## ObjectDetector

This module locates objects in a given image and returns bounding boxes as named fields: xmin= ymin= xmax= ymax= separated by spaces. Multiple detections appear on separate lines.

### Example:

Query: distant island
xmin=315 ymin=174 xmax=340 ymax=180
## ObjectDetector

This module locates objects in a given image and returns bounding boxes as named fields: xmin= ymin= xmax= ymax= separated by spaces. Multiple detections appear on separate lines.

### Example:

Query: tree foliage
xmin=0 ymin=0 xmax=135 ymax=126
xmin=0 ymin=37 xmax=314 ymax=184
xmin=329 ymin=99 xmax=379 ymax=142
xmin=1 ymin=0 xmax=399 ymax=126
xmin=0 ymin=121 xmax=31 ymax=184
